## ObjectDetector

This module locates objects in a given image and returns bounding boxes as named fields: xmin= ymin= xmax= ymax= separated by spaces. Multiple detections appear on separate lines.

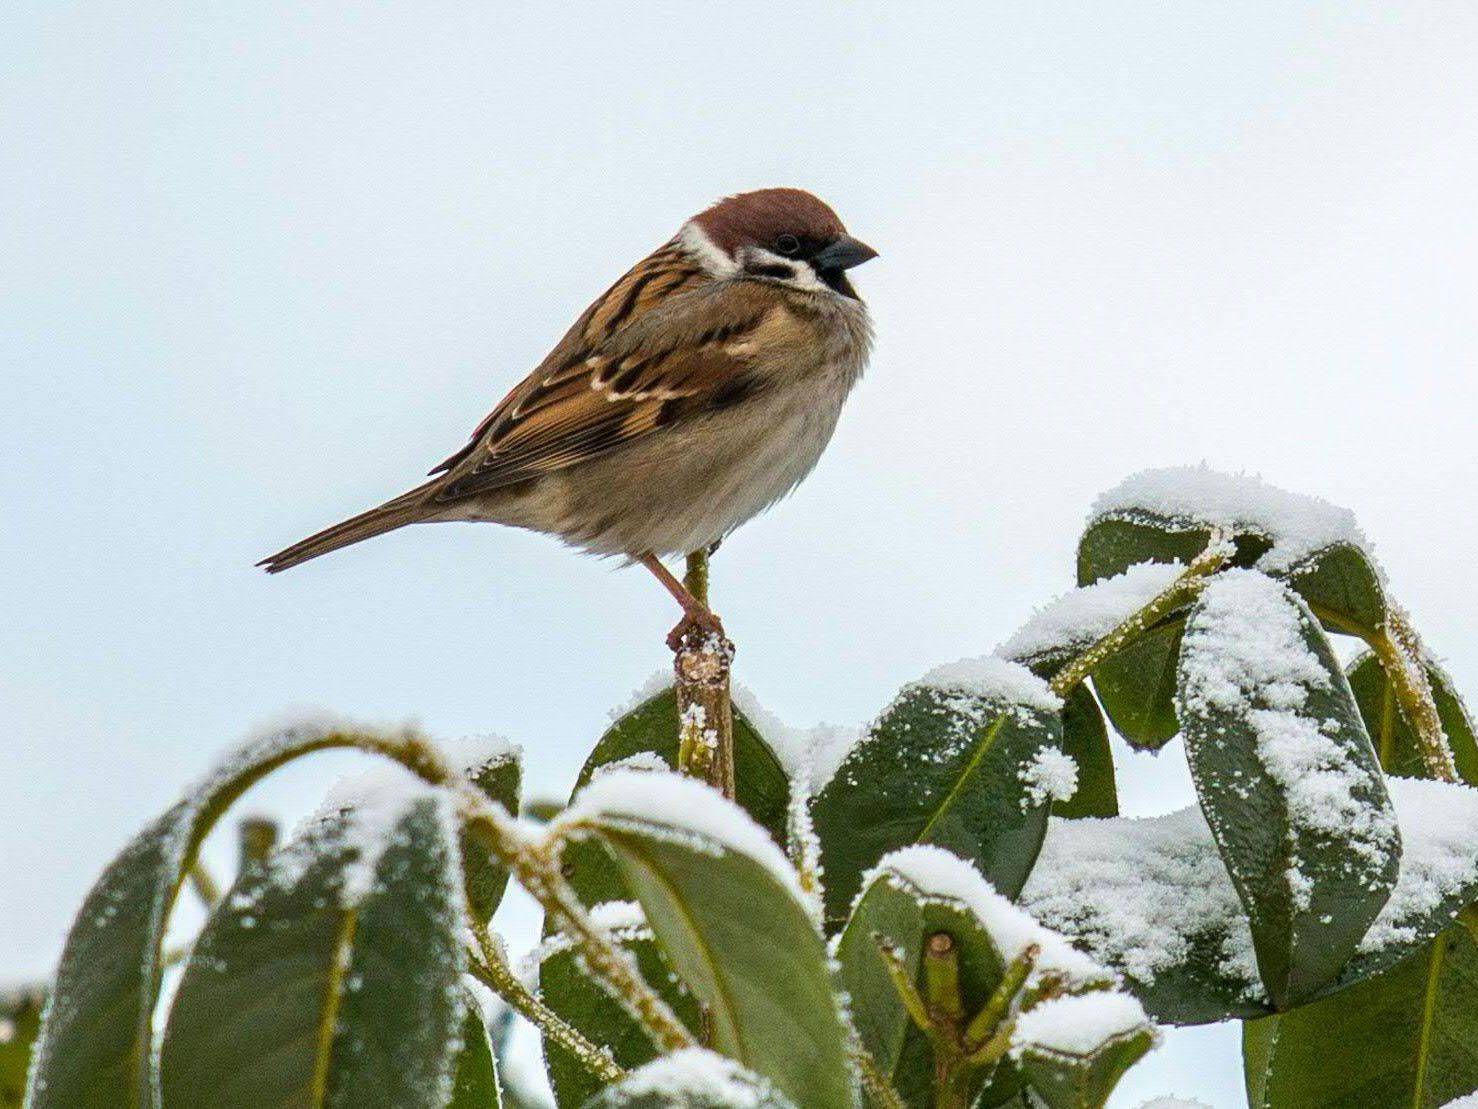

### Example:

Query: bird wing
xmin=428 ymin=251 xmax=781 ymax=501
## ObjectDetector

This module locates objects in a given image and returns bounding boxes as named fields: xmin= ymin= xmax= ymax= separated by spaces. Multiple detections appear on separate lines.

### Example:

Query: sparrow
xmin=259 ymin=188 xmax=877 ymax=640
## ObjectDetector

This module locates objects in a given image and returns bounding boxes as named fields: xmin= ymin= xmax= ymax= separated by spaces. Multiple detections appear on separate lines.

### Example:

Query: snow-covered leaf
xmin=1348 ymin=652 xmax=1478 ymax=785
xmin=456 ymin=741 xmax=522 ymax=926
xmin=537 ymin=904 xmax=699 ymax=1108
xmin=1177 ymin=570 xmax=1399 ymax=1008
xmin=448 ymin=993 xmax=501 ymax=1109
xmin=1282 ymin=542 xmax=1387 ymax=637
xmin=1244 ymin=923 xmax=1478 ymax=1108
xmin=812 ymin=658 xmax=1064 ymax=927
xmin=1090 ymin=622 xmax=1185 ymax=751
xmin=25 ymin=718 xmax=397 ymax=1109
xmin=581 ymin=1049 xmax=797 ymax=1108
xmin=559 ymin=685 xmax=791 ymax=912
xmin=160 ymin=791 xmax=466 ymax=1108
xmin=557 ymin=772 xmax=853 ymax=1109
xmin=835 ymin=846 xmax=1111 ymax=1107
xmin=1011 ymin=992 xmax=1156 ymax=1109
xmin=1024 ymin=776 xmax=1478 ymax=1024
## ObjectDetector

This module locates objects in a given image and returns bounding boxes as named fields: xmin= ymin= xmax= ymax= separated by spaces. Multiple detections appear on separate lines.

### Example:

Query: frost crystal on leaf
xmin=914 ymin=655 xmax=1063 ymax=715
xmin=1018 ymin=748 xmax=1079 ymax=810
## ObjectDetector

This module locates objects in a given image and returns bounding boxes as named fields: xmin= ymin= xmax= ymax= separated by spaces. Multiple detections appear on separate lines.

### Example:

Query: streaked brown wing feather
xmin=429 ymin=249 xmax=778 ymax=502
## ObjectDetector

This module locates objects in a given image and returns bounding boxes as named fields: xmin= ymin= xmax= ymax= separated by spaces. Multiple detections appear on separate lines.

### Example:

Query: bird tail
xmin=258 ymin=480 xmax=441 ymax=573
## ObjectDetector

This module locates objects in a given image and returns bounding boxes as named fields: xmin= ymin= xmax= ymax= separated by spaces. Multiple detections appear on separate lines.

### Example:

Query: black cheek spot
xmin=745 ymin=263 xmax=795 ymax=280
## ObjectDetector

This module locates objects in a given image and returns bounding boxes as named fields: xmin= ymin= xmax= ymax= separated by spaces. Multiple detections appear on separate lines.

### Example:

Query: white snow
xmin=998 ymin=561 xmax=1186 ymax=664
xmin=609 ymin=670 xmax=676 ymax=720
xmin=592 ymin=751 xmax=671 ymax=778
xmin=864 ymin=845 xmax=1113 ymax=988
xmin=731 ymin=684 xmax=861 ymax=792
xmin=604 ymin=1048 xmax=781 ymax=1106
xmin=1178 ymin=570 xmax=1397 ymax=880
xmin=1137 ymin=1099 xmax=1213 ymax=1109
xmin=1360 ymin=776 xmax=1478 ymax=951
xmin=1441 ymin=1093 xmax=1478 ymax=1109
xmin=1020 ymin=806 xmax=1261 ymax=998
xmin=557 ymin=769 xmax=806 ymax=904
xmin=916 ymin=655 xmax=1064 ymax=715
xmin=1011 ymin=990 xmax=1154 ymax=1058
xmin=1019 ymin=748 xmax=1080 ymax=809
xmin=521 ymin=900 xmax=654 ymax=985
xmin=439 ymin=733 xmax=521 ymax=776
xmin=321 ymin=770 xmax=453 ymax=903
xmin=1090 ymin=465 xmax=1375 ymax=574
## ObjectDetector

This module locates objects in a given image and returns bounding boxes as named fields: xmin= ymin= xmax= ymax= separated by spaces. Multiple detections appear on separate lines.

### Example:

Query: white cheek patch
xmin=677 ymin=221 xmax=740 ymax=277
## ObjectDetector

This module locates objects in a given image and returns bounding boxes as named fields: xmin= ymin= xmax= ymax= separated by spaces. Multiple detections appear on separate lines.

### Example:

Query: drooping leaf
xmin=1348 ymin=652 xmax=1478 ymax=785
xmin=1089 ymin=620 xmax=1185 ymax=751
xmin=1054 ymin=685 xmax=1117 ymax=818
xmin=1 ymin=987 xmax=43 ymax=1109
xmin=538 ymin=912 xmax=700 ymax=1108
xmin=558 ymin=686 xmax=791 ymax=912
xmin=1283 ymin=542 xmax=1387 ymax=637
xmin=1244 ymin=923 xmax=1478 ymax=1108
xmin=160 ymin=792 xmax=466 ymax=1108
xmin=1012 ymin=993 xmax=1156 ymax=1109
xmin=812 ymin=660 xmax=1064 ymax=927
xmin=461 ymin=748 xmax=522 ymax=925
xmin=26 ymin=720 xmax=401 ymax=1109
xmin=581 ymin=1049 xmax=798 ymax=1108
xmin=562 ymin=772 xmax=853 ymax=1109
xmin=448 ymin=995 xmax=501 ymax=1109
xmin=1176 ymin=570 xmax=1399 ymax=1009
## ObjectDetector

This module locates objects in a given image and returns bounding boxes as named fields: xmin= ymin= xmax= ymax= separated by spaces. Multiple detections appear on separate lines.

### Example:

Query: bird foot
xmin=667 ymin=607 xmax=733 ymax=658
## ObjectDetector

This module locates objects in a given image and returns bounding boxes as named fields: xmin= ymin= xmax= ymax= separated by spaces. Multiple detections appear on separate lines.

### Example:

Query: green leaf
xmin=1244 ymin=923 xmax=1478 ymax=1108
xmin=569 ymin=772 xmax=853 ymax=1109
xmin=1285 ymin=543 xmax=1387 ymax=636
xmin=558 ymin=687 xmax=791 ymax=912
xmin=812 ymin=664 xmax=1064 ymax=927
xmin=449 ymin=995 xmax=501 ymax=1109
xmin=1089 ymin=620 xmax=1184 ymax=751
xmin=1 ymin=987 xmax=44 ymax=1109
xmin=1013 ymin=995 xmax=1155 ymax=1109
xmin=1054 ymin=686 xmax=1117 ymax=818
xmin=1349 ymin=652 xmax=1478 ymax=785
xmin=160 ymin=793 xmax=466 ymax=1108
xmin=539 ymin=918 xmax=700 ymax=1108
xmin=1076 ymin=518 xmax=1222 ymax=588
xmin=26 ymin=721 xmax=395 ymax=1109
xmin=581 ymin=1050 xmax=798 ymax=1108
xmin=834 ymin=859 xmax=1029 ymax=1107
xmin=1176 ymin=571 xmax=1399 ymax=1009
xmin=461 ymin=749 xmax=522 ymax=925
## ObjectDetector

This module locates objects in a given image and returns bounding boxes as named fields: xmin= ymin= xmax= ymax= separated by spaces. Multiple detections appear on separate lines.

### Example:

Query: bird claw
xmin=666 ymin=608 xmax=732 ymax=656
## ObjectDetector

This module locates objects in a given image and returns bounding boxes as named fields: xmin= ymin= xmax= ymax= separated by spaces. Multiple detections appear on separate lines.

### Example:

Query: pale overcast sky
xmin=4 ymin=4 xmax=1476 ymax=1105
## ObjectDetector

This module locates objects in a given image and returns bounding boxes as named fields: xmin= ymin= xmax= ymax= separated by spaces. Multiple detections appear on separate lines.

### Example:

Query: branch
xmin=1372 ymin=607 xmax=1459 ymax=782
xmin=467 ymin=926 xmax=624 ymax=1082
xmin=675 ymin=550 xmax=736 ymax=799
xmin=1048 ymin=530 xmax=1234 ymax=699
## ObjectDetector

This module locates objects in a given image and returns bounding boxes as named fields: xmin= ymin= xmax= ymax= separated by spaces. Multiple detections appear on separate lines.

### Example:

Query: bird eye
xmin=774 ymin=234 xmax=801 ymax=256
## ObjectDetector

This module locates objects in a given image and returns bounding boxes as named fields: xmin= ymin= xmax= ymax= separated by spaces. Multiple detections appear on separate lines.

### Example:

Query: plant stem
xmin=187 ymin=861 xmax=220 ymax=909
xmin=1375 ymin=608 xmax=1458 ymax=782
xmin=345 ymin=732 xmax=697 ymax=1055
xmin=467 ymin=927 xmax=624 ymax=1082
xmin=854 ymin=1046 xmax=908 ymax=1109
xmin=1048 ymin=530 xmax=1234 ymax=699
xmin=674 ymin=550 xmax=736 ymax=799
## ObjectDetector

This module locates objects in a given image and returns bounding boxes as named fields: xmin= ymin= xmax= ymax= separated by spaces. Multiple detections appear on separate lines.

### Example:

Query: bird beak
xmin=814 ymin=235 xmax=879 ymax=271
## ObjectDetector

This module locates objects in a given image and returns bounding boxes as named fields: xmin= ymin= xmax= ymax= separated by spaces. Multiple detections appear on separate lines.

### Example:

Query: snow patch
xmin=1011 ymin=990 xmax=1154 ymax=1058
xmin=916 ymin=656 xmax=1063 ymax=715
xmin=998 ymin=561 xmax=1185 ymax=664
xmin=865 ymin=845 xmax=1112 ymax=988
xmin=1090 ymin=465 xmax=1375 ymax=574
xmin=558 ymin=770 xmax=805 ymax=904
xmin=1019 ymin=748 xmax=1079 ymax=809
xmin=599 ymin=1048 xmax=784 ymax=1107
xmin=731 ymin=684 xmax=861 ymax=792
xmin=1137 ymin=1099 xmax=1214 ymax=1109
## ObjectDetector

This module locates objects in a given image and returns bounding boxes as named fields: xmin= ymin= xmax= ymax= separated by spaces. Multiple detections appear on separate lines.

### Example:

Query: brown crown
xmin=691 ymin=188 xmax=847 ymax=256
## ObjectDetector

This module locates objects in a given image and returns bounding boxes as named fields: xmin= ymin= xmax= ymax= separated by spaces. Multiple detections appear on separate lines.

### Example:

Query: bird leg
xmin=638 ymin=553 xmax=728 ymax=653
